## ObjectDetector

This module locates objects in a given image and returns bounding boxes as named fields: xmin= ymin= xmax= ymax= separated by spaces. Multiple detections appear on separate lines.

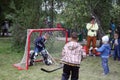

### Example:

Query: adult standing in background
xmin=110 ymin=19 xmax=116 ymax=39
xmin=116 ymin=23 xmax=120 ymax=38
xmin=2 ymin=20 xmax=9 ymax=36
xmin=86 ymin=17 xmax=99 ymax=55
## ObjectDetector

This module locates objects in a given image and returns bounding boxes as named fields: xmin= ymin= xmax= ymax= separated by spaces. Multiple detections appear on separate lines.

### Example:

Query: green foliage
xmin=56 ymin=0 xmax=113 ymax=32
xmin=85 ymin=0 xmax=112 ymax=29
xmin=93 ymin=0 xmax=112 ymax=29
xmin=0 ymin=37 xmax=11 ymax=54
xmin=1 ymin=0 xmax=119 ymax=50
xmin=110 ymin=5 xmax=120 ymax=23
xmin=58 ymin=0 xmax=89 ymax=30
xmin=11 ymin=0 xmax=45 ymax=49
xmin=0 ymin=0 xmax=11 ymax=22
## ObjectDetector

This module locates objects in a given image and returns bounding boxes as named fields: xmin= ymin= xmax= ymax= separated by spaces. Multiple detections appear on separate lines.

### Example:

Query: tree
xmin=110 ymin=5 xmax=120 ymax=25
xmin=0 ymin=0 xmax=13 ymax=23
xmin=10 ymin=0 xmax=44 ymax=49
xmin=85 ymin=0 xmax=113 ymax=37
xmin=1 ymin=0 xmax=117 ymax=50
xmin=57 ymin=0 xmax=113 ymax=38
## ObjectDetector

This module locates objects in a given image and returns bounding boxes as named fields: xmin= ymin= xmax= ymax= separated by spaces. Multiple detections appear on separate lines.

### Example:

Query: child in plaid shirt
xmin=61 ymin=32 xmax=86 ymax=80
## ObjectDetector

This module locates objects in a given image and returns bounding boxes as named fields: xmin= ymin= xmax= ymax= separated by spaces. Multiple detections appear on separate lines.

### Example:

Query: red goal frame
xmin=13 ymin=28 xmax=68 ymax=70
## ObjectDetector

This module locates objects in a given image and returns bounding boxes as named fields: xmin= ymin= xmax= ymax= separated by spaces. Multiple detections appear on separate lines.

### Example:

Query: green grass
xmin=0 ymin=37 xmax=120 ymax=80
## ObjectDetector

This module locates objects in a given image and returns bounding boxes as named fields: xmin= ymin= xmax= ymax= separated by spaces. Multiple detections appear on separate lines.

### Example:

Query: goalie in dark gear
xmin=29 ymin=33 xmax=53 ymax=66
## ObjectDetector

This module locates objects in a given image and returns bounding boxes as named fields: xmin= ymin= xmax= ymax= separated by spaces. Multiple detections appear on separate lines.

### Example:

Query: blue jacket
xmin=97 ymin=44 xmax=111 ymax=58
xmin=110 ymin=23 xmax=115 ymax=31
xmin=34 ymin=36 xmax=46 ymax=48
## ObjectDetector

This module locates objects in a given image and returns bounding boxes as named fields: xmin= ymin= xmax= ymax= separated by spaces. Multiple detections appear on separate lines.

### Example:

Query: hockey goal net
xmin=13 ymin=28 xmax=68 ymax=70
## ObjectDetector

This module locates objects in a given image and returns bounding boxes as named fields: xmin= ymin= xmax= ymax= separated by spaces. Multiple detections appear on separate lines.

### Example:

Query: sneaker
xmin=89 ymin=53 xmax=93 ymax=56
xmin=102 ymin=72 xmax=109 ymax=75
xmin=93 ymin=54 xmax=96 ymax=57
xmin=102 ymin=73 xmax=105 ymax=75
xmin=87 ymin=54 xmax=89 ymax=56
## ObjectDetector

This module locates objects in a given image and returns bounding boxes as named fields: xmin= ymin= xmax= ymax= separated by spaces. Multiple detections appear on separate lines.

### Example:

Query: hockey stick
xmin=41 ymin=66 xmax=63 ymax=73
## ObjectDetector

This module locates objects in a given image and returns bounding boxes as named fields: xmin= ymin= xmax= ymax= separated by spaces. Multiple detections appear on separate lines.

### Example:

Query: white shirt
xmin=86 ymin=23 xmax=99 ymax=37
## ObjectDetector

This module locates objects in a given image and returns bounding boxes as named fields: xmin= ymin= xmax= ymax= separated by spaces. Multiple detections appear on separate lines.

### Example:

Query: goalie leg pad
xmin=30 ymin=52 xmax=35 ymax=59
xmin=41 ymin=50 xmax=48 ymax=61
xmin=29 ymin=50 xmax=36 ymax=66
xmin=41 ymin=50 xmax=52 ymax=65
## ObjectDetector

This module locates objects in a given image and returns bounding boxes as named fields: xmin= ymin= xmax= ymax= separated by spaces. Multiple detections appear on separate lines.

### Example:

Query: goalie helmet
xmin=30 ymin=50 xmax=34 ymax=54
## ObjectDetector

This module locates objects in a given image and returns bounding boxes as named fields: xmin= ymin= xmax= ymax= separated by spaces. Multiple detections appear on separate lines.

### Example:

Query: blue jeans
xmin=101 ymin=58 xmax=109 ymax=75
xmin=114 ymin=45 xmax=120 ymax=61
xmin=34 ymin=46 xmax=43 ymax=54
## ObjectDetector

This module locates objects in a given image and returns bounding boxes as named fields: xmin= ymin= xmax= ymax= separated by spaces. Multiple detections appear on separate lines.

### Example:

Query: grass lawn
xmin=0 ymin=37 xmax=120 ymax=80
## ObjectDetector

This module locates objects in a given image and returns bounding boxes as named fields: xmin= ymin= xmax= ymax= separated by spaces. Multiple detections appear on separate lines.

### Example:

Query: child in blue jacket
xmin=96 ymin=35 xmax=111 ymax=75
xmin=112 ymin=32 xmax=120 ymax=61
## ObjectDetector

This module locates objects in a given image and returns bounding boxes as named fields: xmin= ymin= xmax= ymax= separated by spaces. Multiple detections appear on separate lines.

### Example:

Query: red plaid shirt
xmin=61 ymin=41 xmax=86 ymax=65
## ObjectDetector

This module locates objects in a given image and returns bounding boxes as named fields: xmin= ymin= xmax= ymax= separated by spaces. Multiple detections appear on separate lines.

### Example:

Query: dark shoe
xmin=29 ymin=59 xmax=34 ymax=66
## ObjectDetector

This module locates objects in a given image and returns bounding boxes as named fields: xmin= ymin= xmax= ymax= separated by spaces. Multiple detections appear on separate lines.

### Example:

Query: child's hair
xmin=44 ymin=32 xmax=50 ymax=36
xmin=71 ymin=32 xmax=78 ymax=40
xmin=44 ymin=32 xmax=50 ymax=39
xmin=102 ymin=35 xmax=109 ymax=43
xmin=114 ymin=31 xmax=119 ymax=35
xmin=114 ymin=31 xmax=119 ymax=39
xmin=90 ymin=16 xmax=95 ymax=21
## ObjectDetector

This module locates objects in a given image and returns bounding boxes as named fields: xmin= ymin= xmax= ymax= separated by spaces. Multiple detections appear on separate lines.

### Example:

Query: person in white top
xmin=86 ymin=17 xmax=99 ymax=55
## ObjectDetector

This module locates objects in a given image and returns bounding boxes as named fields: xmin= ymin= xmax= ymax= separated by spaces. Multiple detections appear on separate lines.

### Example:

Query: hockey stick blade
xmin=41 ymin=66 xmax=63 ymax=73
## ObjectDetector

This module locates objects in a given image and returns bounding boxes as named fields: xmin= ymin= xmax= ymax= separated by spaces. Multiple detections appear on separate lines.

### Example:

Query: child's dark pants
xmin=114 ymin=45 xmax=120 ymax=61
xmin=62 ymin=64 xmax=79 ymax=80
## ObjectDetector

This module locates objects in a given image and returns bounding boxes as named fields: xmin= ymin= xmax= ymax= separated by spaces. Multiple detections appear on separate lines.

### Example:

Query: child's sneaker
xmin=102 ymin=73 xmax=105 ymax=75
xmin=102 ymin=72 xmax=109 ymax=75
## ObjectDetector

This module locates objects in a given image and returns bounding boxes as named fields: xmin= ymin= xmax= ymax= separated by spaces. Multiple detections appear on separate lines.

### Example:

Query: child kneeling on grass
xmin=61 ymin=32 xmax=86 ymax=80
xmin=95 ymin=35 xmax=111 ymax=75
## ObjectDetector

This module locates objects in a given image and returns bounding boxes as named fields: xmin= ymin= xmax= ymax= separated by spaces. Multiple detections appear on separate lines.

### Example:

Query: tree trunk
xmin=91 ymin=11 xmax=105 ymax=39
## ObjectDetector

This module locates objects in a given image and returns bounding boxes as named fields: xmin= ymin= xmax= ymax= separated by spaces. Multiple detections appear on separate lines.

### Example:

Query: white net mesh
xmin=14 ymin=28 xmax=67 ymax=70
xmin=14 ymin=30 xmax=30 ymax=70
